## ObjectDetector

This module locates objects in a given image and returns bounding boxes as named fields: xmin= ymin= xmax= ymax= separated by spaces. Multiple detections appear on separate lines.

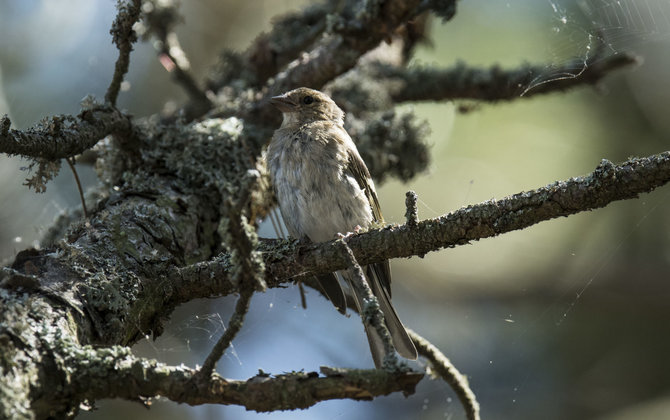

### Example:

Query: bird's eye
xmin=302 ymin=96 xmax=314 ymax=105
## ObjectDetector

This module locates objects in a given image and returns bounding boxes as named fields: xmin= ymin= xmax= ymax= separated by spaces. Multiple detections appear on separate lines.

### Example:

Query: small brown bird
xmin=267 ymin=87 xmax=417 ymax=368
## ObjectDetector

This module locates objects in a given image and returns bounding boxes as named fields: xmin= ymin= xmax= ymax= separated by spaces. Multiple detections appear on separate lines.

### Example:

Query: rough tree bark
xmin=0 ymin=1 xmax=648 ymax=419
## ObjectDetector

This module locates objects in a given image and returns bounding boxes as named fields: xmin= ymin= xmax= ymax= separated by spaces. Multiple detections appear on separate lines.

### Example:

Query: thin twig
xmin=298 ymin=281 xmax=308 ymax=309
xmin=157 ymin=38 xmax=212 ymax=111
xmin=405 ymin=190 xmax=419 ymax=226
xmin=106 ymin=0 xmax=142 ymax=106
xmin=408 ymin=329 xmax=480 ymax=420
xmin=141 ymin=2 xmax=211 ymax=113
xmin=339 ymin=238 xmax=398 ymax=369
xmin=198 ymin=288 xmax=253 ymax=378
xmin=65 ymin=157 xmax=88 ymax=219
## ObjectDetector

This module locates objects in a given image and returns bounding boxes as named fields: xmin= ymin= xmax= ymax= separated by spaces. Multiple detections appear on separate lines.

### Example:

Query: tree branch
xmin=409 ymin=329 xmax=480 ymax=420
xmin=404 ymin=190 xmax=419 ymax=226
xmin=206 ymin=1 xmax=334 ymax=92
xmin=63 ymin=346 xmax=424 ymax=412
xmin=140 ymin=1 xmax=212 ymax=115
xmin=105 ymin=0 xmax=142 ymax=106
xmin=339 ymin=238 xmax=399 ymax=369
xmin=371 ymin=51 xmax=639 ymax=104
xmin=65 ymin=157 xmax=89 ymax=218
xmin=201 ymin=1 xmax=435 ymax=124
xmin=266 ymin=0 xmax=424 ymax=96
xmin=197 ymin=173 xmax=266 ymax=378
xmin=0 ymin=107 xmax=132 ymax=160
xmin=157 ymin=36 xmax=212 ymax=112
xmin=170 ymin=152 xmax=670 ymax=302
xmin=2 ymin=108 xmax=665 ymax=420
xmin=196 ymin=288 xmax=253 ymax=378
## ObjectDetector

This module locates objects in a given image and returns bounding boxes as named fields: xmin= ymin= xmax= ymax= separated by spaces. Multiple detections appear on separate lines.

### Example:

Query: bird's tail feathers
xmin=343 ymin=266 xmax=417 ymax=368
xmin=313 ymin=273 xmax=347 ymax=314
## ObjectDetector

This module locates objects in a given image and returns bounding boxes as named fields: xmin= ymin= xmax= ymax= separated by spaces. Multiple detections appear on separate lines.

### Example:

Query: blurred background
xmin=2 ymin=0 xmax=670 ymax=419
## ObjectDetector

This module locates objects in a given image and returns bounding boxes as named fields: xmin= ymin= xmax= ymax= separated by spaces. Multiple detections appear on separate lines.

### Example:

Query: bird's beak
xmin=270 ymin=94 xmax=297 ymax=112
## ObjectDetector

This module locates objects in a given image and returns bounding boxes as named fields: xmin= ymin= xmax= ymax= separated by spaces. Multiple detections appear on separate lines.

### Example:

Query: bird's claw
xmin=337 ymin=226 xmax=363 ymax=240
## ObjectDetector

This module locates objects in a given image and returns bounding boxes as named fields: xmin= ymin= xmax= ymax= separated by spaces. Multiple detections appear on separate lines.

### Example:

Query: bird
xmin=266 ymin=87 xmax=417 ymax=368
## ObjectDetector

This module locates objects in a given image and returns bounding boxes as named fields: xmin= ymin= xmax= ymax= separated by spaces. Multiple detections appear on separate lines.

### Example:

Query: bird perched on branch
xmin=266 ymin=87 xmax=417 ymax=368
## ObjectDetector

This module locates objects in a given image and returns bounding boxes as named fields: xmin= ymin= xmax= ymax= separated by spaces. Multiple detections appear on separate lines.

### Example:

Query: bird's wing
xmin=345 ymin=149 xmax=383 ymax=223
xmin=344 ymin=148 xmax=392 ymax=294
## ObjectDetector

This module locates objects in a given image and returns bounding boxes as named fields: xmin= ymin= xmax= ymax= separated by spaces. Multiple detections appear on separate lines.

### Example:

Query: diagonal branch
xmin=206 ymin=2 xmax=334 ymax=92
xmin=65 ymin=157 xmax=88 ymax=218
xmin=409 ymin=329 xmax=480 ymax=420
xmin=202 ymin=1 xmax=437 ymax=124
xmin=155 ymin=33 xmax=212 ymax=112
xmin=265 ymin=0 xmax=424 ymax=96
xmin=141 ymin=1 xmax=212 ymax=114
xmin=169 ymin=152 xmax=670 ymax=302
xmin=196 ymin=288 xmax=253 ymax=378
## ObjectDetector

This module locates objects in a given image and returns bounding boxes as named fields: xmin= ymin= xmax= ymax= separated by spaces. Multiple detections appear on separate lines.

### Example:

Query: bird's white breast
xmin=268 ymin=125 xmax=373 ymax=243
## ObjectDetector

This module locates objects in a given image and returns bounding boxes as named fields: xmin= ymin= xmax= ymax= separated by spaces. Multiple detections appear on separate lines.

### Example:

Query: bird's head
xmin=270 ymin=87 xmax=344 ymax=126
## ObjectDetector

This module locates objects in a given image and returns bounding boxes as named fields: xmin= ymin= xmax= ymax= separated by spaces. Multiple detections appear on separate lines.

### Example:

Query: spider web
xmin=522 ymin=0 xmax=670 ymax=95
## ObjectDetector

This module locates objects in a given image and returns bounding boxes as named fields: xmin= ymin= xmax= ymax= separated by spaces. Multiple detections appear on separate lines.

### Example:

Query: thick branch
xmin=0 ymin=117 xmax=269 ymax=418
xmin=68 ymin=347 xmax=423 ymax=412
xmin=0 ymin=107 xmax=132 ymax=160
xmin=374 ymin=52 xmax=639 ymax=104
xmin=170 ymin=152 xmax=670 ymax=301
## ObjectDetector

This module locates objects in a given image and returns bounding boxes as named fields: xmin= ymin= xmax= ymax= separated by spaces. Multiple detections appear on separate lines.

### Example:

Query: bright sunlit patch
xmin=159 ymin=53 xmax=176 ymax=72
